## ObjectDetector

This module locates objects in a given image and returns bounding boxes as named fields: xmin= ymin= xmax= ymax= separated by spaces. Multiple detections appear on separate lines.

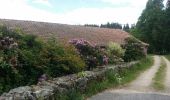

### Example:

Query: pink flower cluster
xmin=69 ymin=38 xmax=94 ymax=47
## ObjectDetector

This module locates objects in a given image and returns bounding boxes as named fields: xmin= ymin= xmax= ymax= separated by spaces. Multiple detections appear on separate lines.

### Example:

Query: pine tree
xmin=123 ymin=24 xmax=130 ymax=32
xmin=135 ymin=0 xmax=165 ymax=53
xmin=164 ymin=0 xmax=170 ymax=52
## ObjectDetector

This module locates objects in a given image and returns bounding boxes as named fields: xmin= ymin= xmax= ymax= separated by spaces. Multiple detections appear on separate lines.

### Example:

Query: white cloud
xmin=101 ymin=0 xmax=148 ymax=8
xmin=0 ymin=0 xmax=148 ymax=25
xmin=101 ymin=0 xmax=129 ymax=5
xmin=0 ymin=0 xmax=59 ymax=22
xmin=61 ymin=7 xmax=141 ymax=25
xmin=32 ymin=0 xmax=52 ymax=7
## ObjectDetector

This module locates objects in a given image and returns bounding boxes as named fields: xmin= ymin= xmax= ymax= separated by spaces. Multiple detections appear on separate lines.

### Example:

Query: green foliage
xmin=107 ymin=42 xmax=125 ymax=64
xmin=0 ymin=62 xmax=22 ymax=94
xmin=40 ymin=39 xmax=85 ymax=77
xmin=54 ymin=89 xmax=84 ymax=100
xmin=123 ymin=37 xmax=146 ymax=62
xmin=77 ymin=71 xmax=88 ymax=78
xmin=80 ymin=69 xmax=122 ymax=97
xmin=133 ymin=0 xmax=170 ymax=54
xmin=163 ymin=0 xmax=170 ymax=53
xmin=108 ymin=42 xmax=125 ymax=58
xmin=0 ymin=26 xmax=85 ymax=94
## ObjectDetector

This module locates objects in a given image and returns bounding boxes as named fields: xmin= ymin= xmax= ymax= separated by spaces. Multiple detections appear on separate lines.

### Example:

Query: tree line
xmin=84 ymin=23 xmax=133 ymax=32
xmin=132 ymin=0 xmax=170 ymax=54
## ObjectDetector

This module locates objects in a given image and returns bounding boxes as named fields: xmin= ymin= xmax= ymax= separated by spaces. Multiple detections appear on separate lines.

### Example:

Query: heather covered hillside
xmin=0 ymin=19 xmax=129 ymax=45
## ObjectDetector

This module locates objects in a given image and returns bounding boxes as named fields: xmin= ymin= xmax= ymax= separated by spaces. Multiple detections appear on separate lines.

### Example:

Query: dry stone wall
xmin=0 ymin=62 xmax=138 ymax=100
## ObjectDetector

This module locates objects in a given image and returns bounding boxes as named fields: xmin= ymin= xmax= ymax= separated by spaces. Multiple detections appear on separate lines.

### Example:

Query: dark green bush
xmin=42 ymin=39 xmax=85 ymax=77
xmin=123 ymin=36 xmax=146 ymax=62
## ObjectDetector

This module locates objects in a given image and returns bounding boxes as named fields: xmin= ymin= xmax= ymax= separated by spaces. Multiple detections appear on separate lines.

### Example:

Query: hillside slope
xmin=0 ymin=19 xmax=129 ymax=45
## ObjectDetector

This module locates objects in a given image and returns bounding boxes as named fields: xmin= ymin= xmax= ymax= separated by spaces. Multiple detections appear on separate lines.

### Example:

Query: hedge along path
xmin=126 ymin=55 xmax=161 ymax=92
xmin=163 ymin=57 xmax=170 ymax=93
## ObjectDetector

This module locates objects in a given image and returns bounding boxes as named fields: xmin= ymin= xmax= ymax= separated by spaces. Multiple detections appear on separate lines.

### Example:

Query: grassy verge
xmin=55 ymin=56 xmax=154 ymax=100
xmin=165 ymin=55 xmax=170 ymax=61
xmin=152 ymin=57 xmax=166 ymax=90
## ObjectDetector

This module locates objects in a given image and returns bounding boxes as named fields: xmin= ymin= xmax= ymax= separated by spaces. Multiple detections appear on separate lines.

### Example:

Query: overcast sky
xmin=0 ymin=0 xmax=149 ymax=25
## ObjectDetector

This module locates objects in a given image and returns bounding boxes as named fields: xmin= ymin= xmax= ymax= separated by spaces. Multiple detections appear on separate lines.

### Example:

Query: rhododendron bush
xmin=69 ymin=39 xmax=125 ymax=68
xmin=69 ymin=39 xmax=106 ymax=69
xmin=0 ymin=26 xmax=85 ymax=94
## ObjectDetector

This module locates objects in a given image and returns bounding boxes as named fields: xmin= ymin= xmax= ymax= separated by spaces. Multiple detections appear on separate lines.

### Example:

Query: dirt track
xmin=89 ymin=56 xmax=170 ymax=100
xmin=126 ymin=55 xmax=161 ymax=92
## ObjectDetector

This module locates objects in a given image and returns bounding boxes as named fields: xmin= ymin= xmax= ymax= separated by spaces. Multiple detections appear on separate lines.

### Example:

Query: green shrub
xmin=107 ymin=42 xmax=125 ymax=64
xmin=108 ymin=42 xmax=125 ymax=57
xmin=0 ymin=62 xmax=22 ymax=94
xmin=40 ymin=39 xmax=85 ymax=77
xmin=123 ymin=36 xmax=146 ymax=62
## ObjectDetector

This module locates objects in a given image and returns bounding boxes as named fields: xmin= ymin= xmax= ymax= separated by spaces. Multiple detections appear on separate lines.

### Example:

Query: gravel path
xmin=89 ymin=56 xmax=170 ymax=100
